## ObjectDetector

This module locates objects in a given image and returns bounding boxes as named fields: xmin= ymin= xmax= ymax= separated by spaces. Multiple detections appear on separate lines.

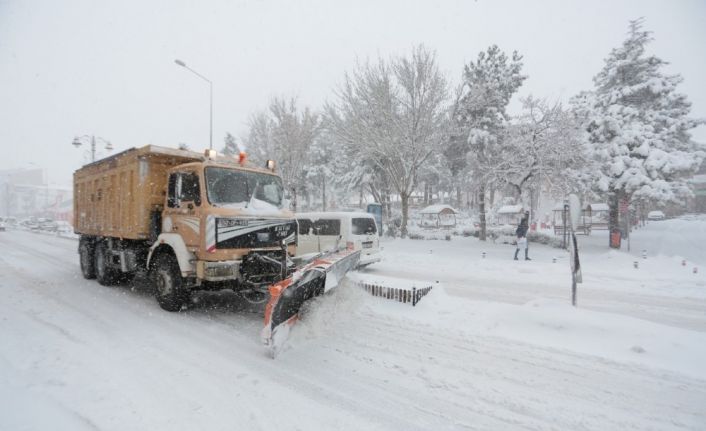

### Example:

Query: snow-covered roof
xmin=497 ymin=205 xmax=523 ymax=214
xmin=419 ymin=204 xmax=457 ymax=215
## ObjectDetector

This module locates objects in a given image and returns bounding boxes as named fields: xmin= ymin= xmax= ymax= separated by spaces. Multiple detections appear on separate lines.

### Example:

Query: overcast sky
xmin=1 ymin=0 xmax=704 ymax=187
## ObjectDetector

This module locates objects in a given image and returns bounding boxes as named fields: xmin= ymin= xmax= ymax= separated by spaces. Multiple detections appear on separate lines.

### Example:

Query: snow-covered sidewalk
xmin=369 ymin=221 xmax=706 ymax=331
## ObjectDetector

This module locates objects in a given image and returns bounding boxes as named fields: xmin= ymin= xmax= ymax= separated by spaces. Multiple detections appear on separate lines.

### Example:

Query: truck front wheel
xmin=79 ymin=241 xmax=96 ymax=279
xmin=151 ymin=253 xmax=189 ymax=312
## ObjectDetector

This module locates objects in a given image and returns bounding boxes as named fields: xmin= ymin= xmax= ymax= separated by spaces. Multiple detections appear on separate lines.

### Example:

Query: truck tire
xmin=151 ymin=253 xmax=188 ymax=312
xmin=79 ymin=241 xmax=96 ymax=279
xmin=94 ymin=242 xmax=117 ymax=286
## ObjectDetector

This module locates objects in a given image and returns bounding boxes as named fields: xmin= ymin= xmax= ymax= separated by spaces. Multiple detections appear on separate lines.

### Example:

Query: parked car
xmin=21 ymin=218 xmax=40 ymax=230
xmin=0 ymin=220 xmax=6 ymax=231
xmin=295 ymin=211 xmax=382 ymax=267
xmin=38 ymin=218 xmax=58 ymax=232
xmin=647 ymin=210 xmax=666 ymax=221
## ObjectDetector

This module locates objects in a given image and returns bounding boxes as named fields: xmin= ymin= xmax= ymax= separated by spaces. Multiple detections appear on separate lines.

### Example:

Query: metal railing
xmin=357 ymin=281 xmax=435 ymax=306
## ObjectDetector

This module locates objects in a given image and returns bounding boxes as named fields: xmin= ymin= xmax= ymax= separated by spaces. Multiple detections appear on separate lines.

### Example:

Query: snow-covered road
xmin=1 ymin=228 xmax=705 ymax=430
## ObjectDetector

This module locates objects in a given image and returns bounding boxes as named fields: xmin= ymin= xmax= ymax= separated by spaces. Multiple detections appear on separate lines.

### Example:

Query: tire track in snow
xmin=287 ymin=299 xmax=706 ymax=431
xmin=0 ymin=231 xmax=427 ymax=430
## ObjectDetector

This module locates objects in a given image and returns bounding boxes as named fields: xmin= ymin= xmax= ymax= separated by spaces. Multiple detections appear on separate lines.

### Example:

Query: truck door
xmin=164 ymin=171 xmax=202 ymax=248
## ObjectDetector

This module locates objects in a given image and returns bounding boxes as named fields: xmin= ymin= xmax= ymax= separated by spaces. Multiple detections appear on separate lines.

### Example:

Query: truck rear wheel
xmin=151 ymin=253 xmax=189 ymax=312
xmin=79 ymin=241 xmax=96 ymax=279
xmin=95 ymin=242 xmax=118 ymax=286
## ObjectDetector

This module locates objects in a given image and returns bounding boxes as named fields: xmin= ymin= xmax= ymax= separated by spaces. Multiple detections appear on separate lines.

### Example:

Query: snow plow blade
xmin=262 ymin=249 xmax=361 ymax=358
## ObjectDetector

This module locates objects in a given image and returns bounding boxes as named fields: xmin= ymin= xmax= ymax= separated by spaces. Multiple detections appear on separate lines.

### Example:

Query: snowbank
xmin=295 ymin=274 xmax=706 ymax=380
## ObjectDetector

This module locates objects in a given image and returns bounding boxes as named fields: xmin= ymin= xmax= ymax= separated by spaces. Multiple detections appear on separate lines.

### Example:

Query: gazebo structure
xmin=419 ymin=204 xmax=457 ymax=229
xmin=585 ymin=203 xmax=609 ymax=230
xmin=496 ymin=205 xmax=524 ymax=226
xmin=553 ymin=202 xmax=592 ymax=235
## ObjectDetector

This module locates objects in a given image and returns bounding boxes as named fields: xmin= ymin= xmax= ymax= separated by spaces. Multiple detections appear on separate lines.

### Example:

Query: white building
xmin=0 ymin=168 xmax=71 ymax=218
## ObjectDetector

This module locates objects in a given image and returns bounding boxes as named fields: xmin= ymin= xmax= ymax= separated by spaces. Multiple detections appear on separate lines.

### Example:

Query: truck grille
xmin=215 ymin=218 xmax=297 ymax=250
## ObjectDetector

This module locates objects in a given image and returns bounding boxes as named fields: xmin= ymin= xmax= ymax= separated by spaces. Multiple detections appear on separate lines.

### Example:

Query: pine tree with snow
xmin=584 ymin=18 xmax=705 ymax=246
xmin=450 ymin=45 xmax=526 ymax=240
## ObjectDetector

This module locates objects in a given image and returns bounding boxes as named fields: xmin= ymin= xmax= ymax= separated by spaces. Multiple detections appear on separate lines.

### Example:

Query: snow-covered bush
xmin=527 ymin=231 xmax=565 ymax=248
xmin=459 ymin=226 xmax=564 ymax=248
xmin=408 ymin=226 xmax=453 ymax=241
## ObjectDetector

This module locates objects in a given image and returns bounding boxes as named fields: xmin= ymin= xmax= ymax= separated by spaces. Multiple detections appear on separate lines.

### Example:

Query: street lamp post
xmin=71 ymin=135 xmax=113 ymax=162
xmin=175 ymin=59 xmax=213 ymax=150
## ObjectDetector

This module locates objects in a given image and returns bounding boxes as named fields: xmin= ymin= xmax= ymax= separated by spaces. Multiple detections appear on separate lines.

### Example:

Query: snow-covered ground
xmin=1 ymin=218 xmax=705 ymax=430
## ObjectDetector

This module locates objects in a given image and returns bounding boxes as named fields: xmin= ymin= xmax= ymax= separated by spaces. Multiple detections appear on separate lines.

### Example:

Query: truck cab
xmin=157 ymin=160 xmax=297 ymax=288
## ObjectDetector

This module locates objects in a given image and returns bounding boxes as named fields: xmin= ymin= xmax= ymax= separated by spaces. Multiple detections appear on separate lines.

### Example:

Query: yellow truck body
xmin=74 ymin=145 xmax=200 ymax=239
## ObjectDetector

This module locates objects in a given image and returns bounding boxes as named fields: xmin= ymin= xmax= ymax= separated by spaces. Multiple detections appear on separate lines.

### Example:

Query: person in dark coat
xmin=514 ymin=211 xmax=531 ymax=261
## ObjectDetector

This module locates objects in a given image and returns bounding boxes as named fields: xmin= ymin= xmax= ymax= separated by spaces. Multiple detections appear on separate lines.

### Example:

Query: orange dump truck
xmin=73 ymin=145 xmax=297 ymax=311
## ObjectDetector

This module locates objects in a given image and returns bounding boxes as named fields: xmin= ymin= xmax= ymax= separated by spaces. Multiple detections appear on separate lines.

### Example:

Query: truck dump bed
xmin=74 ymin=145 xmax=202 ymax=240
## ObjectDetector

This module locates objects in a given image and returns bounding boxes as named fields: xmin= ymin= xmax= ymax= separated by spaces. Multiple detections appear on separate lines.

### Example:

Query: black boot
xmin=525 ymin=249 xmax=531 ymax=261
xmin=514 ymin=249 xmax=519 ymax=260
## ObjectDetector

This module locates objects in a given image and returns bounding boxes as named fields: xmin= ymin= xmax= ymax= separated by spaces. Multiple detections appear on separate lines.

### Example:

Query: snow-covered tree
xmin=243 ymin=111 xmax=275 ymax=163
xmin=498 ymin=96 xmax=593 ymax=213
xmin=306 ymin=129 xmax=338 ymax=211
xmin=242 ymin=97 xmax=320 ymax=209
xmin=451 ymin=45 xmax=526 ymax=240
xmin=325 ymin=46 xmax=448 ymax=237
xmin=269 ymin=97 xmax=320 ymax=201
xmin=582 ymin=19 xmax=705 ymax=244
xmin=221 ymin=132 xmax=241 ymax=157
xmin=417 ymin=150 xmax=453 ymax=206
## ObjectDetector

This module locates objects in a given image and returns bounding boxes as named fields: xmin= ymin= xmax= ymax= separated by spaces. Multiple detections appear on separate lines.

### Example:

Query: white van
xmin=295 ymin=211 xmax=382 ymax=267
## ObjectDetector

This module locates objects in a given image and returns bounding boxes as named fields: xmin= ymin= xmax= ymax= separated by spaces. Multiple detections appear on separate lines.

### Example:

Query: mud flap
xmin=262 ymin=249 xmax=361 ymax=358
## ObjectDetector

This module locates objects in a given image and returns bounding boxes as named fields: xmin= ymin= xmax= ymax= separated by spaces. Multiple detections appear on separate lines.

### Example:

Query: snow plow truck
xmin=73 ymin=145 xmax=358 ymax=355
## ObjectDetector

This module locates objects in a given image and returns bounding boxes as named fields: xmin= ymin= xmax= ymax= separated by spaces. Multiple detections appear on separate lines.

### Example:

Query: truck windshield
xmin=205 ymin=167 xmax=284 ymax=208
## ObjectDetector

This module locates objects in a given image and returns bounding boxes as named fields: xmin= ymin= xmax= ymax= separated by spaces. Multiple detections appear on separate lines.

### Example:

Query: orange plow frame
xmin=261 ymin=249 xmax=360 ymax=358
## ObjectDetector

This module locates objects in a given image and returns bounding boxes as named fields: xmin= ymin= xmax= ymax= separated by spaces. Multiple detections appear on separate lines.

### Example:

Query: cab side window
xmin=167 ymin=172 xmax=201 ymax=208
xmin=180 ymin=173 xmax=201 ymax=205
xmin=167 ymin=174 xmax=178 ymax=208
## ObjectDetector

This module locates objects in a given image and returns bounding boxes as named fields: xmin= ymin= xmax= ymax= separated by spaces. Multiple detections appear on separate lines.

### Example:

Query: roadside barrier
xmin=356 ymin=281 xmax=435 ymax=306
